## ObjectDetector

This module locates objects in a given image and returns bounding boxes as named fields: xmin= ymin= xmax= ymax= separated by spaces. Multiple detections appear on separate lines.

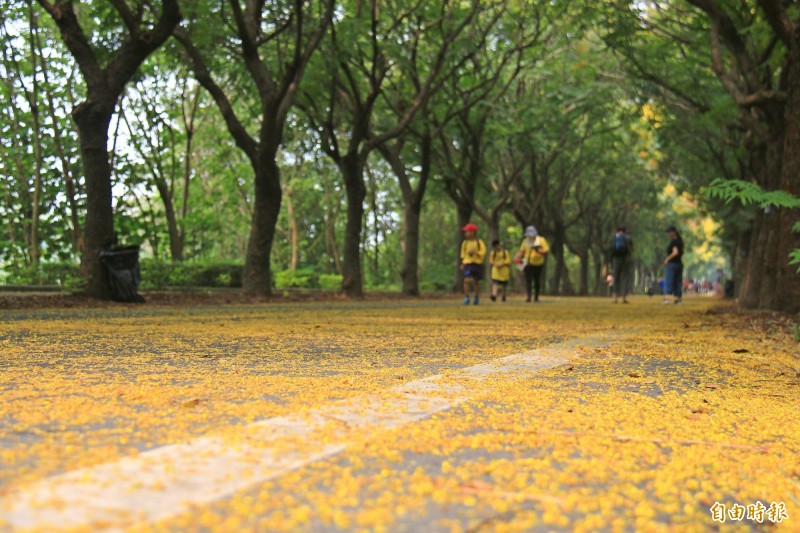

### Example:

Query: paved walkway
xmin=0 ymin=297 xmax=798 ymax=531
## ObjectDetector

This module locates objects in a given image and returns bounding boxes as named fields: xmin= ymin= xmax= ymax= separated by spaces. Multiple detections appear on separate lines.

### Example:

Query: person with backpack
xmin=489 ymin=239 xmax=511 ymax=302
xmin=606 ymin=224 xmax=633 ymax=304
xmin=460 ymin=223 xmax=486 ymax=305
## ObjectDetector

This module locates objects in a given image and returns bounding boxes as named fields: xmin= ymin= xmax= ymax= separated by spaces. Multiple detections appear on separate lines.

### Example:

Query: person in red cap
xmin=460 ymin=223 xmax=486 ymax=305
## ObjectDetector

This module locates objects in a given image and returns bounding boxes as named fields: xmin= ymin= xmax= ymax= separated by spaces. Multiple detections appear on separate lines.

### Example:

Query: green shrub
xmin=1 ymin=260 xmax=248 ymax=289
xmin=318 ymin=273 xmax=343 ymax=290
xmin=139 ymin=260 xmax=173 ymax=289
xmin=365 ymin=282 xmax=401 ymax=291
xmin=191 ymin=263 xmax=242 ymax=287
xmin=417 ymin=263 xmax=454 ymax=292
xmin=1 ymin=262 xmax=79 ymax=286
xmin=62 ymin=273 xmax=87 ymax=294
xmin=139 ymin=260 xmax=243 ymax=289
xmin=419 ymin=280 xmax=450 ymax=292
xmin=274 ymin=268 xmax=318 ymax=289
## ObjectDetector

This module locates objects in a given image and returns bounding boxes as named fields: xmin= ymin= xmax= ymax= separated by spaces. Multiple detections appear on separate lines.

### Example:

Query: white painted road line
xmin=0 ymin=331 xmax=624 ymax=532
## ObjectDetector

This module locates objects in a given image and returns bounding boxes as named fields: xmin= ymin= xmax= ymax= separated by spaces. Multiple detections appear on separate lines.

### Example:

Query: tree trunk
xmin=286 ymin=189 xmax=300 ymax=270
xmin=775 ymin=35 xmax=800 ymax=313
xmin=73 ymin=101 xmax=116 ymax=299
xmin=179 ymin=82 xmax=199 ymax=254
xmin=731 ymin=228 xmax=750 ymax=297
xmin=560 ymin=262 xmax=575 ymax=295
xmin=326 ymin=222 xmax=342 ymax=275
xmin=396 ymin=135 xmax=431 ymax=297
xmin=368 ymin=172 xmax=380 ymax=281
xmin=153 ymin=178 xmax=183 ymax=261
xmin=242 ymin=155 xmax=282 ymax=296
xmin=738 ymin=214 xmax=763 ymax=307
xmin=591 ymin=248 xmax=603 ymax=296
xmin=738 ymin=140 xmax=781 ymax=308
xmin=756 ymin=206 xmax=781 ymax=308
xmin=38 ymin=0 xmax=181 ymax=298
xmin=36 ymin=46 xmax=83 ymax=253
xmin=324 ymin=187 xmax=342 ymax=275
xmin=756 ymin=137 xmax=784 ymax=309
xmin=549 ymin=226 xmax=566 ymax=295
xmin=28 ymin=27 xmax=43 ymax=267
xmin=340 ymin=154 xmax=366 ymax=297
xmin=29 ymin=117 xmax=42 ymax=267
xmin=578 ymin=252 xmax=589 ymax=296
xmin=401 ymin=197 xmax=422 ymax=296
xmin=486 ymin=214 xmax=500 ymax=247
xmin=44 ymin=72 xmax=83 ymax=253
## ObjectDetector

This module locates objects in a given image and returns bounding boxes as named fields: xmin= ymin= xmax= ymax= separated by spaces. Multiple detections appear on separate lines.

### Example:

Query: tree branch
xmin=34 ymin=0 xmax=104 ymax=87
xmin=756 ymin=0 xmax=795 ymax=46
xmin=106 ymin=0 xmax=181 ymax=95
xmin=109 ymin=0 xmax=142 ymax=34
xmin=173 ymin=27 xmax=257 ymax=160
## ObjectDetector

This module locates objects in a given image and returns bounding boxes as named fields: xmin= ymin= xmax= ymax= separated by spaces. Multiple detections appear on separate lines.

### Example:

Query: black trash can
xmin=100 ymin=245 xmax=146 ymax=303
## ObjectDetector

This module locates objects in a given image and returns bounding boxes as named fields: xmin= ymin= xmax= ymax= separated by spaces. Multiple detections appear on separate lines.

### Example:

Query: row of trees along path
xmin=11 ymin=1 xmax=800 ymax=312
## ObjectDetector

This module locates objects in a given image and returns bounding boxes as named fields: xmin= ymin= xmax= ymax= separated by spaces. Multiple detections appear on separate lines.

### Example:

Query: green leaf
xmin=704 ymin=179 xmax=800 ymax=209
xmin=790 ymin=249 xmax=800 ymax=272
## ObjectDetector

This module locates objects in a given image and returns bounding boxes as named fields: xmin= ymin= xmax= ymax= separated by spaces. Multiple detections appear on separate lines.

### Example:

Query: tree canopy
xmin=1 ymin=0 xmax=797 ymax=311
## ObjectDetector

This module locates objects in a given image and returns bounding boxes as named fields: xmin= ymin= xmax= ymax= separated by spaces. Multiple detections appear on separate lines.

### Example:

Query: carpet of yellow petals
xmin=1 ymin=296 xmax=799 ymax=532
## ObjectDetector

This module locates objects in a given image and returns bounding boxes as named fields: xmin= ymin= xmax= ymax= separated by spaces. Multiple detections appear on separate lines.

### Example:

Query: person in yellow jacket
xmin=489 ymin=239 xmax=511 ymax=302
xmin=513 ymin=225 xmax=550 ymax=303
xmin=460 ymin=223 xmax=486 ymax=305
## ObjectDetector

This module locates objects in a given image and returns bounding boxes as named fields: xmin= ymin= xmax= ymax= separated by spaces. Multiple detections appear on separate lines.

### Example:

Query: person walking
xmin=663 ymin=225 xmax=684 ymax=304
xmin=606 ymin=224 xmax=634 ymax=304
xmin=460 ymin=223 xmax=486 ymax=305
xmin=489 ymin=239 xmax=511 ymax=302
xmin=514 ymin=226 xmax=549 ymax=303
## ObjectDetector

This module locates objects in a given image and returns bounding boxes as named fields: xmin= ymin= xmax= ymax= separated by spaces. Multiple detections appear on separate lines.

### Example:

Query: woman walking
xmin=663 ymin=225 xmax=684 ymax=304
xmin=514 ymin=226 xmax=549 ymax=303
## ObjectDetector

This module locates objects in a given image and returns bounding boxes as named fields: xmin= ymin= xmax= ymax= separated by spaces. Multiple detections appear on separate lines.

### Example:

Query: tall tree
xmin=433 ymin=2 xmax=578 ymax=292
xmin=117 ymin=65 xmax=200 ymax=262
xmin=598 ymin=2 xmax=751 ymax=288
xmin=1 ymin=4 xmax=83 ymax=269
xmin=607 ymin=0 xmax=800 ymax=311
xmin=303 ymin=0 xmax=483 ymax=297
xmin=36 ymin=0 xmax=181 ymax=298
xmin=682 ymin=0 xmax=793 ymax=310
xmin=755 ymin=0 xmax=800 ymax=312
xmin=175 ymin=0 xmax=333 ymax=296
xmin=376 ymin=1 xmax=541 ymax=296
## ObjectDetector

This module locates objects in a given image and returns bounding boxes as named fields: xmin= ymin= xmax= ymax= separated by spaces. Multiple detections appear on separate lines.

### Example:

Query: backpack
xmin=491 ymin=250 xmax=508 ymax=264
xmin=612 ymin=233 xmax=630 ymax=256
